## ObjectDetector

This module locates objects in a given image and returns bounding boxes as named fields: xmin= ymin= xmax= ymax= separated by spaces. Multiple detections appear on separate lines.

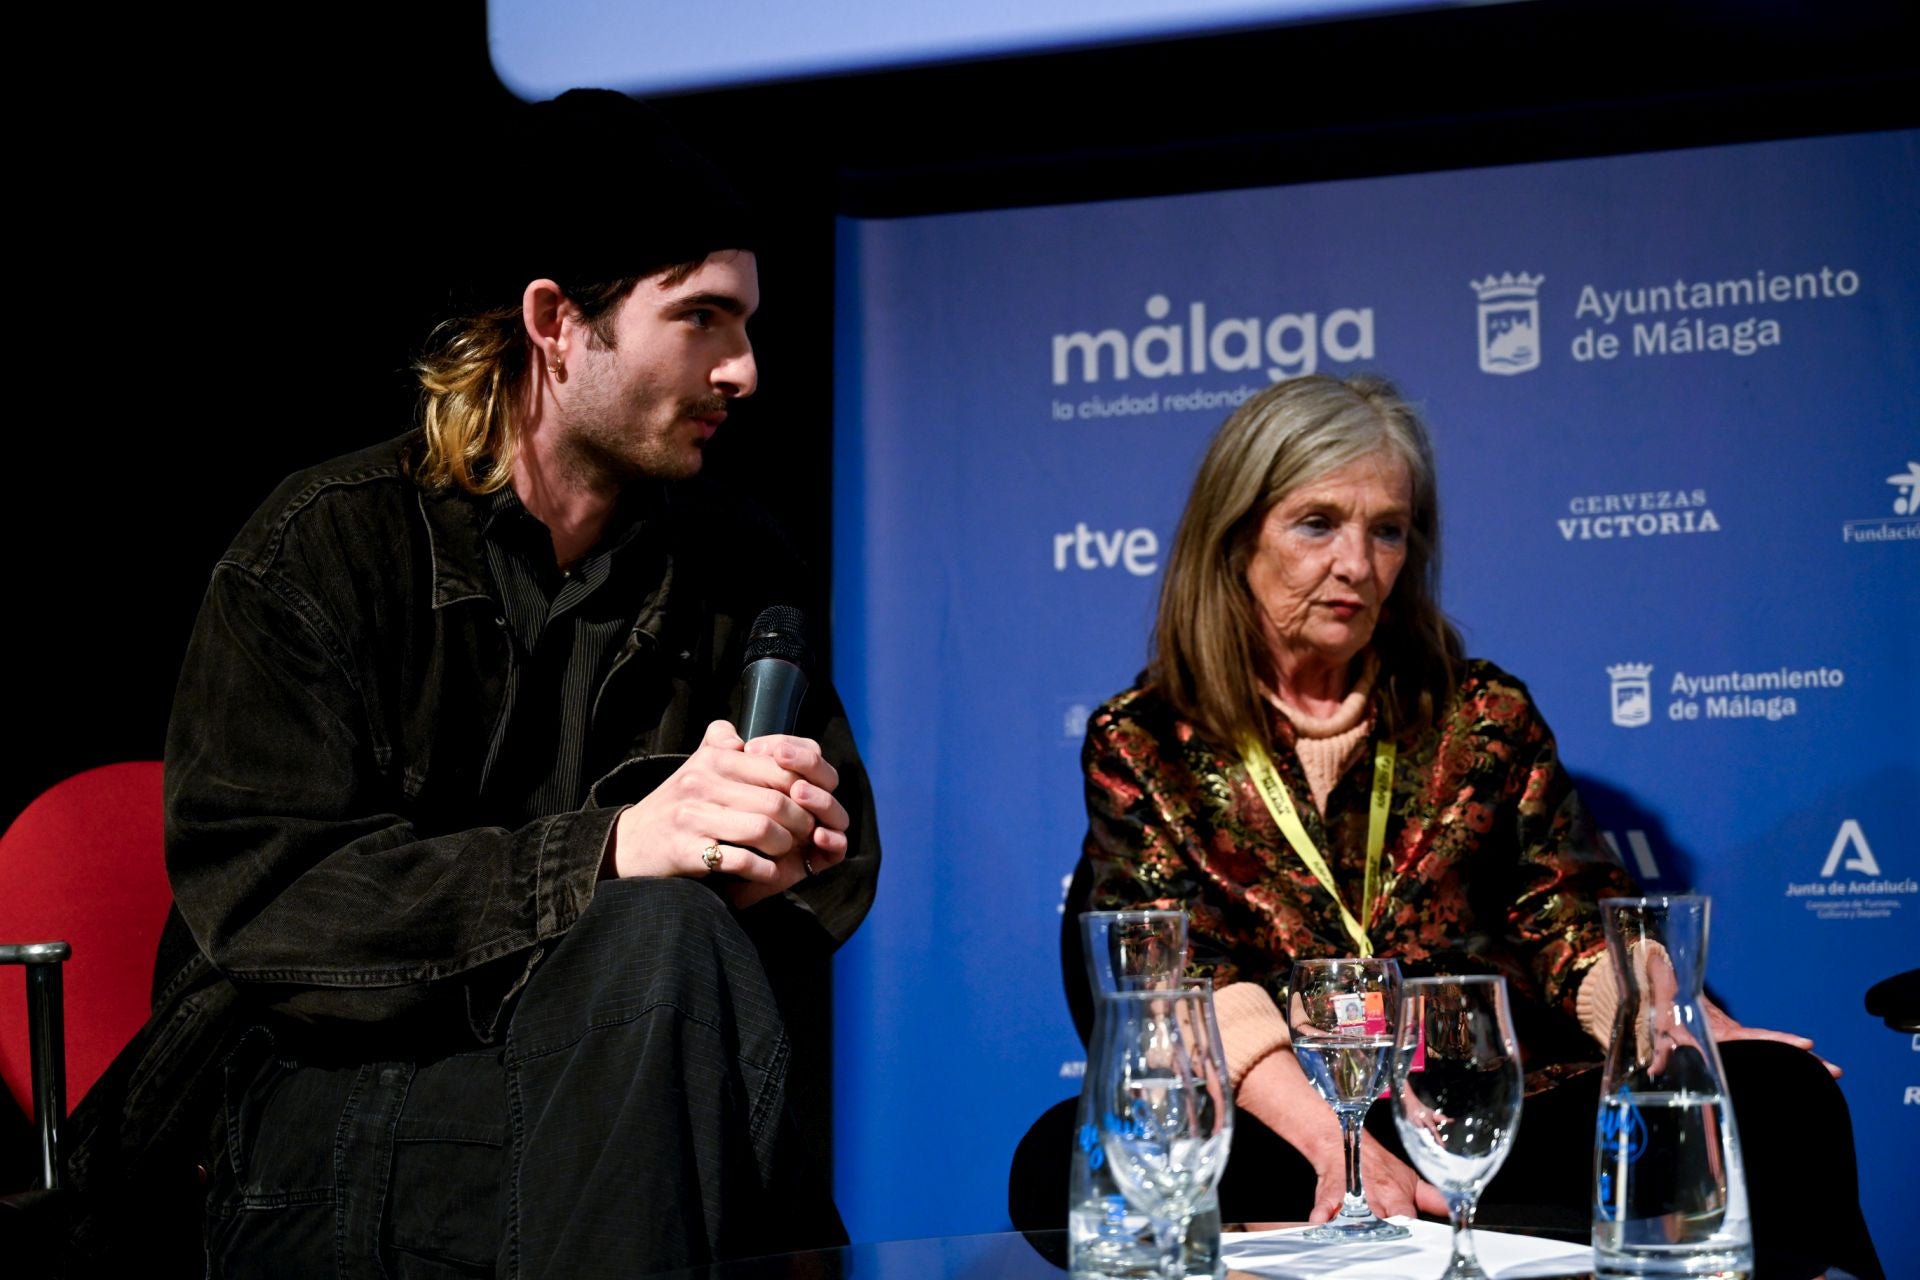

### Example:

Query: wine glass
xmin=1095 ymin=988 xmax=1235 ymax=1280
xmin=1390 ymin=976 xmax=1524 ymax=1280
xmin=1181 ymin=979 xmax=1231 ymax=1279
xmin=1286 ymin=957 xmax=1411 ymax=1242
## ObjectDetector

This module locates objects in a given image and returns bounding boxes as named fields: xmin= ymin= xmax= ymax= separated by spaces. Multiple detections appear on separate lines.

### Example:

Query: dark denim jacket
xmin=65 ymin=435 xmax=879 ymax=1255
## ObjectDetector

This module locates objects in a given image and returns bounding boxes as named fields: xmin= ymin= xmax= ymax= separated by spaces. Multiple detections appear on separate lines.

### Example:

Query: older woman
xmin=1069 ymin=374 xmax=1881 ymax=1276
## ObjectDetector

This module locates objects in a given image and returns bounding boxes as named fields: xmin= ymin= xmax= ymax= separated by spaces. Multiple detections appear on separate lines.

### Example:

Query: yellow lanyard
xmin=1240 ymin=737 xmax=1397 ymax=957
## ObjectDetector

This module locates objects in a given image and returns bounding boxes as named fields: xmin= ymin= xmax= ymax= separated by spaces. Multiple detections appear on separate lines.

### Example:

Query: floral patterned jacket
xmin=1082 ymin=658 xmax=1640 ymax=1087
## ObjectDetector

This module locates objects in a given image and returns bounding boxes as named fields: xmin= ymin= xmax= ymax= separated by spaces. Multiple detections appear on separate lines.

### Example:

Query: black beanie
xmin=453 ymin=89 xmax=759 ymax=310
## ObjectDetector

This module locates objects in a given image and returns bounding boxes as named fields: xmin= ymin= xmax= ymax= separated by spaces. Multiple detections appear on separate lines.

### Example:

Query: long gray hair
xmin=1149 ymin=373 xmax=1464 ymax=747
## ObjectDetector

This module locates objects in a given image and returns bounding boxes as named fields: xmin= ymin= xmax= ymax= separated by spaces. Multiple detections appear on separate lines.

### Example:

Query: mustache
xmin=685 ymin=394 xmax=730 ymax=417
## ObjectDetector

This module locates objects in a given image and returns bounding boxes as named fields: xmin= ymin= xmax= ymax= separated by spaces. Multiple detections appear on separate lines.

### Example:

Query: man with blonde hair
xmin=65 ymin=89 xmax=878 ymax=1278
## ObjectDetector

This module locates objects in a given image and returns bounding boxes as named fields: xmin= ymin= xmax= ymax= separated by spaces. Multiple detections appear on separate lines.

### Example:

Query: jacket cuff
xmin=1214 ymin=981 xmax=1292 ymax=1090
xmin=1574 ymin=950 xmax=1617 ymax=1047
xmin=538 ymin=806 xmax=627 ymax=939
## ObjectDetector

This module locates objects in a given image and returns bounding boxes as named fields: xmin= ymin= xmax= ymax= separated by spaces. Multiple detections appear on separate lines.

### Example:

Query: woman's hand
xmin=1310 ymin=1130 xmax=1449 ymax=1224
xmin=1704 ymin=996 xmax=1841 ymax=1078
xmin=1237 ymin=1051 xmax=1449 ymax=1223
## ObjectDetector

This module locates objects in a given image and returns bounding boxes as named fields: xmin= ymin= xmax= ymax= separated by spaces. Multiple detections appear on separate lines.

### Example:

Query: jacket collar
xmin=416 ymin=482 xmax=497 ymax=610
xmin=413 ymin=468 xmax=681 ymax=612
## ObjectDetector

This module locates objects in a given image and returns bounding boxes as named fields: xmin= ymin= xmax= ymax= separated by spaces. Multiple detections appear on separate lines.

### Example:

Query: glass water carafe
xmin=1592 ymin=895 xmax=1751 ymax=1280
xmin=1072 ymin=911 xmax=1219 ymax=1278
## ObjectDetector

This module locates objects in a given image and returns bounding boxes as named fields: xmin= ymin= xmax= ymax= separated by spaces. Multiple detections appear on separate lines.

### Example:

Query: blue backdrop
xmin=830 ymin=129 xmax=1919 ymax=1251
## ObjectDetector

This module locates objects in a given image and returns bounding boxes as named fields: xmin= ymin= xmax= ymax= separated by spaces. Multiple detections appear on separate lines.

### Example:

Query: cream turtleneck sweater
xmin=1267 ymin=658 xmax=1376 ymax=817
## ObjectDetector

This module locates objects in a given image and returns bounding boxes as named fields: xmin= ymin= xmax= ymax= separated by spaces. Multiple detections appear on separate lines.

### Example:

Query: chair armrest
xmin=0 ymin=942 xmax=72 ymax=965
xmin=1 ymin=939 xmax=70 ymax=1189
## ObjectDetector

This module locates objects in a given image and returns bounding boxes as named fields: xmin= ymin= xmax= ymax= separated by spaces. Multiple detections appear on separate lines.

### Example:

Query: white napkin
xmin=1220 ymin=1217 xmax=1592 ymax=1279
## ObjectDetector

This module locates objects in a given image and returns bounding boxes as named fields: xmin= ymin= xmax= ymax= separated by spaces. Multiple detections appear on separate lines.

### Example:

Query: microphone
xmin=739 ymin=605 xmax=811 ymax=740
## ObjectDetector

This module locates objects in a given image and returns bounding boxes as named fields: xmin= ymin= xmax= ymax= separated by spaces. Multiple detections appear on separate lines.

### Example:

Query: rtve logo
xmin=1053 ymin=523 xmax=1159 ymax=576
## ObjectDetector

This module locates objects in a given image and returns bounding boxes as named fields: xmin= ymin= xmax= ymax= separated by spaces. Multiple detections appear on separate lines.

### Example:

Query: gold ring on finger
xmin=701 ymin=842 xmax=723 ymax=873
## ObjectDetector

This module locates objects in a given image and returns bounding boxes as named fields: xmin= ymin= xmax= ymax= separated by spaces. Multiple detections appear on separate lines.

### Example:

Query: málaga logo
xmin=1607 ymin=663 xmax=1653 ymax=728
xmin=1472 ymin=272 xmax=1545 ymax=375
xmin=1049 ymin=294 xmax=1376 ymax=386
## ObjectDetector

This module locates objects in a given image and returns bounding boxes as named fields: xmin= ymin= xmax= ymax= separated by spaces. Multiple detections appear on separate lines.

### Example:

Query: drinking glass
xmin=1178 ymin=979 xmax=1228 ymax=1278
xmin=1286 ymin=957 xmax=1411 ymax=1242
xmin=1391 ymin=976 xmax=1524 ymax=1280
xmin=1095 ymin=989 xmax=1235 ymax=1280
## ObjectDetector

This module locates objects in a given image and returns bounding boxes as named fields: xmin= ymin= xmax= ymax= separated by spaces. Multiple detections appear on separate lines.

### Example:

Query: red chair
xmin=0 ymin=762 xmax=169 ymax=1187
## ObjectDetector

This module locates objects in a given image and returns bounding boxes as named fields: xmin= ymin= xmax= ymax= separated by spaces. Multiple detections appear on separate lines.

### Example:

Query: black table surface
xmin=645 ymin=1229 xmax=1074 ymax=1280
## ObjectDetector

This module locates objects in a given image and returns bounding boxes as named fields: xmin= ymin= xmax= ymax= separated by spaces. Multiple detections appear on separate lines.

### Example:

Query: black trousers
xmin=1011 ymin=1040 xmax=1884 ymax=1280
xmin=204 ymin=878 xmax=845 ymax=1278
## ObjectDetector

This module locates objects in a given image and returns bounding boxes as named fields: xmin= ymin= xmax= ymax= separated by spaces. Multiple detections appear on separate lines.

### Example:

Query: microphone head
xmin=744 ymin=605 xmax=811 ymax=668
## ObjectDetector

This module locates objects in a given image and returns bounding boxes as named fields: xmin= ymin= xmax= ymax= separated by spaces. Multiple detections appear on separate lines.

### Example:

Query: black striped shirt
xmin=478 ymin=485 xmax=665 ymax=825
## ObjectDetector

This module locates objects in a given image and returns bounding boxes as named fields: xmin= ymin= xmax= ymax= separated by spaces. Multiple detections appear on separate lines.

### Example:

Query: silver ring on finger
xmin=701 ymin=842 xmax=724 ymax=873
xmin=802 ymin=855 xmax=815 ymax=877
